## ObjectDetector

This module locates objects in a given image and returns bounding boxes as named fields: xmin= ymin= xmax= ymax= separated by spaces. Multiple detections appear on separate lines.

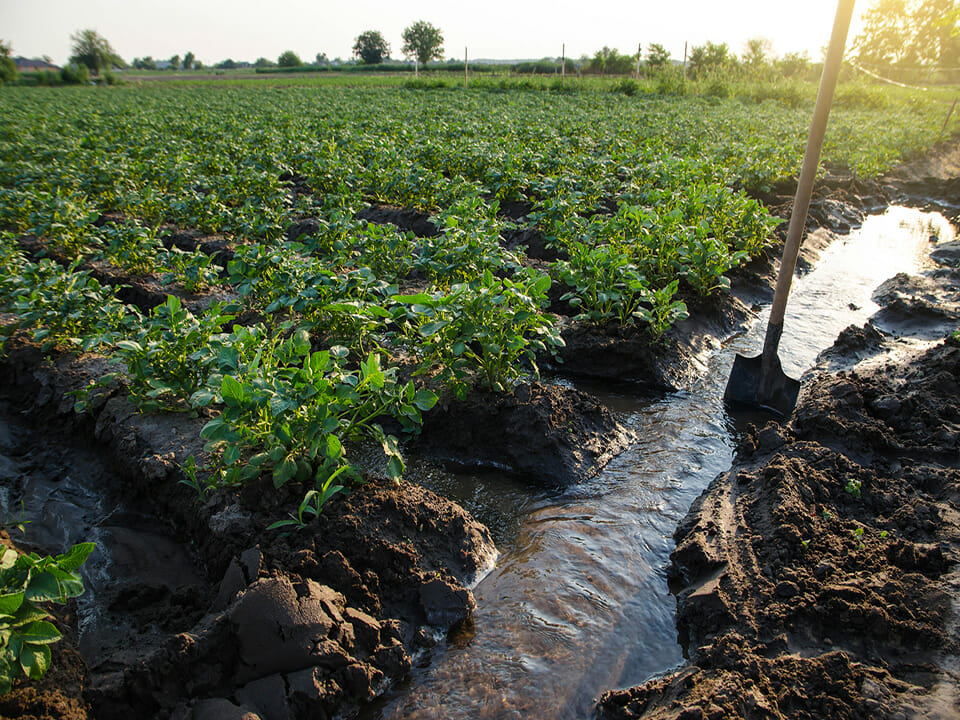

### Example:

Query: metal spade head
xmin=724 ymin=351 xmax=801 ymax=419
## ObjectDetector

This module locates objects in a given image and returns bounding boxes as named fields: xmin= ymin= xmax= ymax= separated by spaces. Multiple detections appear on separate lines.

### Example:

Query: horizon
xmin=3 ymin=0 xmax=866 ymax=68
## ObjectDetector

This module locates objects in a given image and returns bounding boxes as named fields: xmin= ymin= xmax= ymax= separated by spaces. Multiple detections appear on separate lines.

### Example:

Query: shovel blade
xmin=724 ymin=353 xmax=801 ymax=419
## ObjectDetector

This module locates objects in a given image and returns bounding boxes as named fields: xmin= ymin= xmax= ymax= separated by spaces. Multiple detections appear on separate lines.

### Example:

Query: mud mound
xmin=356 ymin=205 xmax=440 ymax=238
xmin=0 ymin=335 xmax=496 ymax=720
xmin=415 ymin=381 xmax=635 ymax=486
xmin=554 ymin=293 xmax=752 ymax=391
xmin=599 ymin=335 xmax=960 ymax=719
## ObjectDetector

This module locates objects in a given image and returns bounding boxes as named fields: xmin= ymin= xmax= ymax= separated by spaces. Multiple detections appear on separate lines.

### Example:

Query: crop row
xmin=0 ymin=83 xmax=945 ymax=521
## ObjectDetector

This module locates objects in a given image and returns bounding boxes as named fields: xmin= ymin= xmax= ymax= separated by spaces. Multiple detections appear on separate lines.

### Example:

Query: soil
xmin=597 ymin=160 xmax=960 ymax=719
xmin=15 ymin=233 xmax=235 ymax=316
xmin=0 ymin=338 xmax=496 ymax=720
xmin=414 ymin=381 xmax=636 ymax=486
xmin=4 ymin=135 xmax=959 ymax=720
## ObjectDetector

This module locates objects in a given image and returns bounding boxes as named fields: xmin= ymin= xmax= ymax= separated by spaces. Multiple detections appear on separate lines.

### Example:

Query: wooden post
xmin=682 ymin=41 xmax=688 ymax=81
xmin=562 ymin=43 xmax=566 ymax=85
xmin=465 ymin=46 xmax=469 ymax=87
xmin=940 ymin=98 xmax=958 ymax=137
xmin=636 ymin=42 xmax=642 ymax=79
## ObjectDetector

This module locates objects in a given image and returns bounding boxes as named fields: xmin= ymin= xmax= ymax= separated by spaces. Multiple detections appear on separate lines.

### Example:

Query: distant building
xmin=14 ymin=57 xmax=60 ymax=72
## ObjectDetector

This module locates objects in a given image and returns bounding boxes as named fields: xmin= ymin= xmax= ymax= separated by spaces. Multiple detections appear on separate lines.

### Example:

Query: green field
xmin=0 ymin=81 xmax=954 ymax=518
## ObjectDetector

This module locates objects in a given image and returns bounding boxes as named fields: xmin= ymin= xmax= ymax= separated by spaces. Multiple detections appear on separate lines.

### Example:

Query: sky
xmin=2 ymin=0 xmax=867 ymax=67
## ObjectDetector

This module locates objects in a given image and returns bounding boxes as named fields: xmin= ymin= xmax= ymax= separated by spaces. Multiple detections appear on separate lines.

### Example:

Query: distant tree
xmin=401 ymin=20 xmax=444 ymax=71
xmin=132 ymin=56 xmax=157 ymax=70
xmin=353 ymin=30 xmax=390 ymax=64
xmin=688 ymin=41 xmax=731 ymax=78
xmin=854 ymin=0 xmax=960 ymax=67
xmin=742 ymin=37 xmax=772 ymax=67
xmin=587 ymin=47 xmax=634 ymax=75
xmin=60 ymin=63 xmax=90 ymax=85
xmin=646 ymin=43 xmax=671 ymax=70
xmin=315 ymin=52 xmax=329 ymax=66
xmin=776 ymin=51 xmax=811 ymax=77
xmin=183 ymin=51 xmax=195 ymax=70
xmin=253 ymin=57 xmax=274 ymax=68
xmin=216 ymin=58 xmax=237 ymax=70
xmin=277 ymin=50 xmax=303 ymax=67
xmin=69 ymin=29 xmax=123 ymax=76
xmin=168 ymin=54 xmax=180 ymax=70
xmin=0 ymin=40 xmax=17 ymax=83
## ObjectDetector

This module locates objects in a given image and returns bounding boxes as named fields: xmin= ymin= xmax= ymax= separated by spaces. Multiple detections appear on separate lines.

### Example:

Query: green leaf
xmin=274 ymin=456 xmax=297 ymax=488
xmin=221 ymin=375 xmax=245 ymax=406
xmin=325 ymin=435 xmax=343 ymax=461
xmin=392 ymin=292 xmax=434 ymax=305
xmin=0 ymin=548 xmax=17 ymax=570
xmin=24 ymin=573 xmax=63 ymax=604
xmin=0 ymin=591 xmax=24 ymax=616
xmin=18 ymin=642 xmax=51 ymax=680
xmin=386 ymin=455 xmax=404 ymax=482
xmin=18 ymin=620 xmax=61 ymax=644
xmin=54 ymin=542 xmax=95 ymax=572
xmin=413 ymin=388 xmax=438 ymax=411
xmin=420 ymin=320 xmax=449 ymax=337
xmin=189 ymin=389 xmax=216 ymax=408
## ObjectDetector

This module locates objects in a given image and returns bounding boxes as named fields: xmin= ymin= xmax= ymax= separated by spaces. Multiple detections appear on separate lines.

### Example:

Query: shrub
xmin=60 ymin=63 xmax=90 ymax=85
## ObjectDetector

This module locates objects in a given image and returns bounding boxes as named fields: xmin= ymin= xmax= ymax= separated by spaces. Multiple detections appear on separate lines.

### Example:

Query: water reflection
xmin=373 ymin=208 xmax=955 ymax=720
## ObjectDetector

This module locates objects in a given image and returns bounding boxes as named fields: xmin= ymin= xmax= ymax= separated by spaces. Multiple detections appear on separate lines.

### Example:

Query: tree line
xmin=2 ymin=1 xmax=958 ymax=85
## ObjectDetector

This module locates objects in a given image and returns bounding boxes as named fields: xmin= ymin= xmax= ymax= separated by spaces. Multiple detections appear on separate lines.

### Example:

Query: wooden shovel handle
xmin=766 ymin=0 xmax=857 ymax=343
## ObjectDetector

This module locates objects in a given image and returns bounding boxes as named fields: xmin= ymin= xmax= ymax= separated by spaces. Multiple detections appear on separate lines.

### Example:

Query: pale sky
xmin=2 ymin=0 xmax=867 ymax=67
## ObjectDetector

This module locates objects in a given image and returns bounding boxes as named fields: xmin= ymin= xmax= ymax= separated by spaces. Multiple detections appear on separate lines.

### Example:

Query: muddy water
xmin=0 ymin=407 xmax=206 ymax=670
xmin=372 ymin=207 xmax=957 ymax=720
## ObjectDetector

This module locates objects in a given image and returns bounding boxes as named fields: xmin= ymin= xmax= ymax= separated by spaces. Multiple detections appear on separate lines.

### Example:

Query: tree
xmin=854 ymin=0 xmax=960 ymax=67
xmin=646 ymin=43 xmax=671 ymax=71
xmin=402 ymin=20 xmax=444 ymax=71
xmin=183 ymin=51 xmax=195 ymax=70
xmin=688 ymin=41 xmax=731 ymax=78
xmin=315 ymin=52 xmax=329 ymax=67
xmin=742 ymin=37 xmax=772 ymax=67
xmin=254 ymin=57 xmax=275 ymax=68
xmin=69 ymin=29 xmax=123 ymax=76
xmin=353 ymin=30 xmax=390 ymax=64
xmin=277 ymin=50 xmax=303 ymax=67
xmin=587 ymin=47 xmax=634 ymax=75
xmin=0 ymin=40 xmax=17 ymax=83
xmin=132 ymin=56 xmax=157 ymax=70
xmin=216 ymin=58 xmax=237 ymax=69
xmin=776 ymin=51 xmax=811 ymax=78
xmin=168 ymin=54 xmax=180 ymax=70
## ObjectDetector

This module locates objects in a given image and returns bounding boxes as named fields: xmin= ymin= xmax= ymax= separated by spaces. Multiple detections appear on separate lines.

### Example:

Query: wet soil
xmin=4 ymin=140 xmax=959 ymax=719
xmin=415 ymin=381 xmax=636 ymax=486
xmin=0 ymin=338 xmax=496 ymax=720
xmin=598 ymin=246 xmax=960 ymax=715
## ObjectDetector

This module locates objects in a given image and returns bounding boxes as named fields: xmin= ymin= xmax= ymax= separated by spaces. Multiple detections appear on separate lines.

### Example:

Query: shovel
xmin=724 ymin=0 xmax=856 ymax=418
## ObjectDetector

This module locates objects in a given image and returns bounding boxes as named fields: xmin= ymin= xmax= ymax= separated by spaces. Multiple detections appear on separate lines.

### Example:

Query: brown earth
xmin=598 ymin=219 xmax=960 ymax=716
xmin=0 ymin=338 xmax=497 ymax=720
xmin=4 ymin=137 xmax=958 ymax=720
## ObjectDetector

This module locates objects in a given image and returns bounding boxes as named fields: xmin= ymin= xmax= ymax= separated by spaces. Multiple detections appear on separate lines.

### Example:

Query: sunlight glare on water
xmin=372 ymin=207 xmax=954 ymax=720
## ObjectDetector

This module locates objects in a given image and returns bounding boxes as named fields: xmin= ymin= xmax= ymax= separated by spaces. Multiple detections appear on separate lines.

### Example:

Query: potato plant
xmin=0 ymin=81 xmax=946 ymax=525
